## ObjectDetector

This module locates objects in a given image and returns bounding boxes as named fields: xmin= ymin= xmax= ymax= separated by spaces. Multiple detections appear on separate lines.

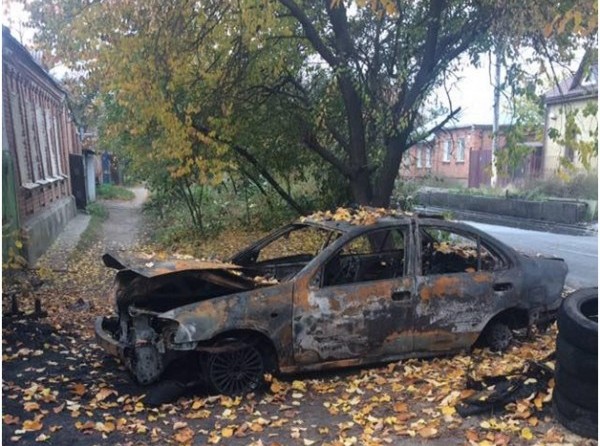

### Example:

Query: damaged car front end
xmin=96 ymin=253 xmax=268 ymax=385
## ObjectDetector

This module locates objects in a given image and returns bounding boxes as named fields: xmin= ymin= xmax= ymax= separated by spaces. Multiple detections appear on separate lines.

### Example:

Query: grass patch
xmin=97 ymin=184 xmax=135 ymax=201
xmin=77 ymin=203 xmax=108 ymax=250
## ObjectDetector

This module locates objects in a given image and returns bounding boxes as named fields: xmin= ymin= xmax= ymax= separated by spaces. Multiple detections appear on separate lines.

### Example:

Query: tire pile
xmin=553 ymin=288 xmax=598 ymax=439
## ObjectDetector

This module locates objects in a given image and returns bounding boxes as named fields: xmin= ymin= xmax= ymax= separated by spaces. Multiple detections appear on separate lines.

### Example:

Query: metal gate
xmin=69 ymin=153 xmax=87 ymax=209
xmin=468 ymin=149 xmax=492 ymax=188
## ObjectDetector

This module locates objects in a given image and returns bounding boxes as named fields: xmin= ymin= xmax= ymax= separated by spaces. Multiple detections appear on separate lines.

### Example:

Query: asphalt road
xmin=463 ymin=221 xmax=598 ymax=289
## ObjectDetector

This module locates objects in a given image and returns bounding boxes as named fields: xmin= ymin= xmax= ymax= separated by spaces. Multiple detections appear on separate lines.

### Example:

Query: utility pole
xmin=490 ymin=43 xmax=502 ymax=188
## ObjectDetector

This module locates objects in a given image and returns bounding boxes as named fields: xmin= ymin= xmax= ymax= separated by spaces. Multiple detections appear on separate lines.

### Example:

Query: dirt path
xmin=100 ymin=186 xmax=149 ymax=251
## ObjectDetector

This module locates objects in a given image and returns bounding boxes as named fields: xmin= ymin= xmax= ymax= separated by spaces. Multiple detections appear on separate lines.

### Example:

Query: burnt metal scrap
xmin=95 ymin=209 xmax=568 ymax=394
xmin=457 ymin=356 xmax=555 ymax=417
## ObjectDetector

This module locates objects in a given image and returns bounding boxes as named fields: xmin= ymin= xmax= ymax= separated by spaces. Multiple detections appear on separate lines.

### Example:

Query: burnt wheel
xmin=205 ymin=344 xmax=266 ymax=395
xmin=484 ymin=322 xmax=513 ymax=351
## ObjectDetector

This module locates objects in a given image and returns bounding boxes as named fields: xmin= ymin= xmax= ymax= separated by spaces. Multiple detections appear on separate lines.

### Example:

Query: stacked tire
xmin=553 ymin=288 xmax=598 ymax=439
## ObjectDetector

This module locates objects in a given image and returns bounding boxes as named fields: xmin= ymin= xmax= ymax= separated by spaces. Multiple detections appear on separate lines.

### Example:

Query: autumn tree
xmin=26 ymin=0 xmax=598 ymax=210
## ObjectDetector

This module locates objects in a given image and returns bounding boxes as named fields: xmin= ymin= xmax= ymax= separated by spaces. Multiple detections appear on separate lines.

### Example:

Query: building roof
xmin=545 ymin=52 xmax=598 ymax=105
xmin=2 ymin=26 xmax=68 ymax=98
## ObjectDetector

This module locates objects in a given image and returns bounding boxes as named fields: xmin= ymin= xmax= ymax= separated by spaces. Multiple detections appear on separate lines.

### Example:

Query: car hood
xmin=102 ymin=251 xmax=243 ymax=278
xmin=103 ymin=252 xmax=276 ymax=312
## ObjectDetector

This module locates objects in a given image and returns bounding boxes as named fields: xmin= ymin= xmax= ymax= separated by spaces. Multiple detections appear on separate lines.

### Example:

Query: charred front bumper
xmin=95 ymin=316 xmax=127 ymax=360
xmin=94 ymin=311 xmax=196 ymax=385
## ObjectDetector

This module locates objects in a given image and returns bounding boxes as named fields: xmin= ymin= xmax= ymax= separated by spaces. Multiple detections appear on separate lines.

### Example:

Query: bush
xmin=85 ymin=202 xmax=109 ymax=219
xmin=526 ymin=173 xmax=598 ymax=201
xmin=97 ymin=184 xmax=135 ymax=200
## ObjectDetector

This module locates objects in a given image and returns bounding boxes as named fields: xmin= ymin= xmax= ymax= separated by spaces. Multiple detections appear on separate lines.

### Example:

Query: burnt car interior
xmin=321 ymin=228 xmax=406 ymax=286
xmin=233 ymin=225 xmax=342 ymax=281
xmin=420 ymin=226 xmax=505 ymax=275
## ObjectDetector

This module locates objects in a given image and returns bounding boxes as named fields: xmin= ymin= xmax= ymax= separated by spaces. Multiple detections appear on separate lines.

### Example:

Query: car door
xmin=414 ymin=222 xmax=515 ymax=352
xmin=292 ymin=226 xmax=415 ymax=365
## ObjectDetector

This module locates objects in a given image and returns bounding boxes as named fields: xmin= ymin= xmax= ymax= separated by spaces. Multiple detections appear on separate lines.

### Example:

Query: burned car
xmin=96 ymin=208 xmax=567 ymax=395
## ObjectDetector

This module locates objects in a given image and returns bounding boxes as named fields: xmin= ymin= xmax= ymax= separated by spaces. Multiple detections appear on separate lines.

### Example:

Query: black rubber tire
xmin=556 ymin=335 xmax=598 ymax=380
xmin=553 ymin=388 xmax=598 ymax=439
xmin=557 ymin=288 xmax=598 ymax=354
xmin=484 ymin=322 xmax=513 ymax=351
xmin=554 ymin=363 xmax=598 ymax=412
xmin=204 ymin=342 xmax=268 ymax=396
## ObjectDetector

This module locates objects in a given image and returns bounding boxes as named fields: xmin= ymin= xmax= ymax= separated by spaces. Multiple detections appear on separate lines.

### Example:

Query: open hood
xmin=102 ymin=251 xmax=243 ymax=278
xmin=104 ymin=252 xmax=264 ymax=312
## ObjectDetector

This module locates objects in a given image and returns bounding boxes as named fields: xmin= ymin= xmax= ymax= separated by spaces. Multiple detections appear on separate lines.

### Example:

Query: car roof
xmin=299 ymin=207 xmax=445 ymax=233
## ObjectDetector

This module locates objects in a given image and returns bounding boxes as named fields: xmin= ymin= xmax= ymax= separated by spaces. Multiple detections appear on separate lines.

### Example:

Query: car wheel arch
xmin=475 ymin=307 xmax=529 ymax=347
xmin=197 ymin=328 xmax=280 ymax=372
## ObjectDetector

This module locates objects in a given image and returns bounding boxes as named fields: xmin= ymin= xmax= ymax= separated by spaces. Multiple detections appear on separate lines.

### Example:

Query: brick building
xmin=2 ymin=26 xmax=81 ymax=263
xmin=401 ymin=124 xmax=543 ymax=188
xmin=401 ymin=125 xmax=504 ymax=187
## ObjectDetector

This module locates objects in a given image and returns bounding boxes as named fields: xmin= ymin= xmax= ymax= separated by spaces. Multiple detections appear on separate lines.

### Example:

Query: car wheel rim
xmin=488 ymin=325 xmax=511 ymax=350
xmin=209 ymin=346 xmax=264 ymax=395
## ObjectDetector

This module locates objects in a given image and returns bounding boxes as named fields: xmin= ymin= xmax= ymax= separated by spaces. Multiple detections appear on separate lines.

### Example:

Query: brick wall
xmin=401 ymin=126 xmax=507 ymax=186
xmin=3 ymin=27 xmax=80 ymax=225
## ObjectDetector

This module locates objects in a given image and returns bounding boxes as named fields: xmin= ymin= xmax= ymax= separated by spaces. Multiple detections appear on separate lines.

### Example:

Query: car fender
xmin=160 ymin=282 xmax=294 ymax=361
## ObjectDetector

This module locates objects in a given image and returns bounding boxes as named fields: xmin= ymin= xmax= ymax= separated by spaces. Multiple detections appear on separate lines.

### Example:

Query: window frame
xmin=316 ymin=226 xmax=408 ymax=288
xmin=417 ymin=225 xmax=509 ymax=276
xmin=456 ymin=138 xmax=465 ymax=162
xmin=443 ymin=140 xmax=452 ymax=163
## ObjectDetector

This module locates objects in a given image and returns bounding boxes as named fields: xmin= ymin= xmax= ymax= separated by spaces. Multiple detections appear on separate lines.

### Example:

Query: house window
xmin=443 ymin=140 xmax=451 ymax=162
xmin=425 ymin=147 xmax=432 ymax=168
xmin=9 ymin=89 xmax=32 ymax=185
xmin=24 ymin=98 xmax=42 ymax=182
xmin=457 ymin=138 xmax=465 ymax=162
xmin=35 ymin=106 xmax=50 ymax=180
xmin=416 ymin=147 xmax=422 ymax=168
xmin=46 ymin=109 xmax=60 ymax=178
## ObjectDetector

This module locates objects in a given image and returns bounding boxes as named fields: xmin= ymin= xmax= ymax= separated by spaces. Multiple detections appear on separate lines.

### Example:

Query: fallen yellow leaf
xmin=3 ymin=414 xmax=20 ymax=425
xmin=222 ymin=427 xmax=234 ymax=438
xmin=174 ymin=427 xmax=194 ymax=444
xmin=95 ymin=388 xmax=117 ymax=402
xmin=22 ymin=419 xmax=43 ymax=432
xmin=418 ymin=426 xmax=438 ymax=438
xmin=71 ymin=383 xmax=86 ymax=396
xmin=520 ymin=427 xmax=534 ymax=440
xmin=24 ymin=402 xmax=40 ymax=412
xmin=441 ymin=405 xmax=456 ymax=416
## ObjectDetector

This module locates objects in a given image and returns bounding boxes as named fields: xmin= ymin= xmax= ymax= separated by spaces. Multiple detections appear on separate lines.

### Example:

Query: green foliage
xmin=497 ymin=95 xmax=544 ymax=181
xmin=85 ymin=202 xmax=109 ymax=220
xmin=434 ymin=171 xmax=598 ymax=202
xmin=526 ymin=172 xmax=598 ymax=201
xmin=549 ymin=101 xmax=599 ymax=172
xmin=392 ymin=178 xmax=422 ymax=211
xmin=75 ymin=203 xmax=108 ymax=250
xmin=97 ymin=184 xmax=136 ymax=201
xmin=143 ymin=174 xmax=319 ymax=249
xmin=2 ymin=225 xmax=28 ymax=272
xmin=26 ymin=0 xmax=597 ymax=210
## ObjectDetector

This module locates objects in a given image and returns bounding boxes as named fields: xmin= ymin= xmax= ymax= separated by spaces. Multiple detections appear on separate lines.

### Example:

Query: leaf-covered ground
xmin=2 ymin=197 xmax=596 ymax=445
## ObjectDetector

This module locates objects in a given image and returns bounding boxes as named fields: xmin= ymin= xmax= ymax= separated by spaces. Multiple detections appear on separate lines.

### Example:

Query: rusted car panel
xmin=95 ymin=209 xmax=568 ymax=393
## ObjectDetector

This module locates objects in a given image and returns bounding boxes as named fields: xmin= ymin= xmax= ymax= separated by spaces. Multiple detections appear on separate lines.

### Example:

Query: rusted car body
xmin=95 ymin=212 xmax=567 ymax=394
